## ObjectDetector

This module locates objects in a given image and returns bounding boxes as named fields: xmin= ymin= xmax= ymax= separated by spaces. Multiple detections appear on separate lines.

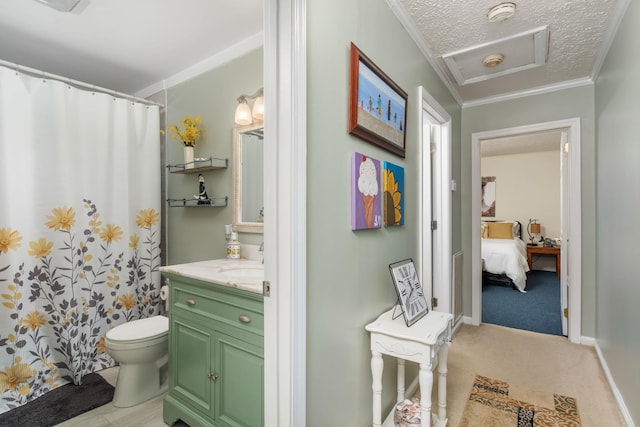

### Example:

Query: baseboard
xmin=593 ymin=340 xmax=636 ymax=427
xmin=462 ymin=315 xmax=474 ymax=325
xmin=580 ymin=335 xmax=595 ymax=346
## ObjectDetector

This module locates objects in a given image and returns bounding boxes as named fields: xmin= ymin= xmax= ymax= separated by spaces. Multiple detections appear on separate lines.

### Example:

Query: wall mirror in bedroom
xmin=473 ymin=119 xmax=582 ymax=343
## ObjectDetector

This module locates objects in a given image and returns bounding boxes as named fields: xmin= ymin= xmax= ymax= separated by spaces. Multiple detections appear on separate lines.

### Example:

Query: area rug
xmin=458 ymin=375 xmax=580 ymax=427
xmin=0 ymin=372 xmax=114 ymax=427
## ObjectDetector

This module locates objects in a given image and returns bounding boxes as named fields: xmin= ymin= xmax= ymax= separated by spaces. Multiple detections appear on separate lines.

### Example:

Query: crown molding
xmin=135 ymin=32 xmax=263 ymax=99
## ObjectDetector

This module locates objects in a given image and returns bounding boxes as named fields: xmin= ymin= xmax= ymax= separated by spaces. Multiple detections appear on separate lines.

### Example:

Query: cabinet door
xmin=215 ymin=331 xmax=264 ymax=427
xmin=172 ymin=316 xmax=214 ymax=417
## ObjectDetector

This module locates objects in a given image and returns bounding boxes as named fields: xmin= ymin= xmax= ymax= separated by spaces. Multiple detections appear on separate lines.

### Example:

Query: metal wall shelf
xmin=167 ymin=156 xmax=228 ymax=174
xmin=167 ymin=197 xmax=228 ymax=208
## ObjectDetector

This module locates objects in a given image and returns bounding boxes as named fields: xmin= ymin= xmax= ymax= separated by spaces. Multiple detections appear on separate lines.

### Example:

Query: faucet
xmin=259 ymin=242 xmax=264 ymax=264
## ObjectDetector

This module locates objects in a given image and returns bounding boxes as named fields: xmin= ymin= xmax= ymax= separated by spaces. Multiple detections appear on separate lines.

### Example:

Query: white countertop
xmin=160 ymin=258 xmax=264 ymax=294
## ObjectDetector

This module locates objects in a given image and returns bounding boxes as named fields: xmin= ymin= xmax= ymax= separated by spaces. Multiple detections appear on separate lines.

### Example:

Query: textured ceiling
xmin=392 ymin=0 xmax=625 ymax=104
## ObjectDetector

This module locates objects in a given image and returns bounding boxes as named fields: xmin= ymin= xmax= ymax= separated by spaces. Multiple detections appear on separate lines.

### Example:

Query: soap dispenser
xmin=227 ymin=231 xmax=240 ymax=259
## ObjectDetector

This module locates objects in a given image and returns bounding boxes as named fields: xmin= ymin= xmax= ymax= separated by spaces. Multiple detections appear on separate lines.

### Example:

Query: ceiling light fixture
xmin=483 ymin=53 xmax=505 ymax=68
xmin=32 ymin=0 xmax=81 ymax=12
xmin=487 ymin=2 xmax=516 ymax=23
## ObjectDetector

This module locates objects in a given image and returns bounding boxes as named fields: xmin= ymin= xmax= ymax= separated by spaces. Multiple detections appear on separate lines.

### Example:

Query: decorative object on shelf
xmin=394 ymin=397 xmax=422 ymax=427
xmin=527 ymin=218 xmax=541 ymax=246
xmin=227 ymin=231 xmax=241 ymax=259
xmin=167 ymin=115 xmax=204 ymax=169
xmin=481 ymin=176 xmax=496 ymax=217
xmin=348 ymin=42 xmax=407 ymax=158
xmin=234 ymin=88 xmax=264 ymax=125
xmin=351 ymin=152 xmax=381 ymax=230
xmin=195 ymin=173 xmax=210 ymax=205
xmin=389 ymin=259 xmax=429 ymax=327
xmin=383 ymin=161 xmax=404 ymax=226
xmin=183 ymin=146 xmax=194 ymax=169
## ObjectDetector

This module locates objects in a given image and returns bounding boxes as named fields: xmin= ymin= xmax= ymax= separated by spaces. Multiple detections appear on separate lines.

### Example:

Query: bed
xmin=481 ymin=220 xmax=530 ymax=292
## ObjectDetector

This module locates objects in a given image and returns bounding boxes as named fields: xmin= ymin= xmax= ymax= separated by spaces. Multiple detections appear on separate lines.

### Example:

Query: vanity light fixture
xmin=487 ymin=2 xmax=516 ymax=23
xmin=234 ymin=88 xmax=264 ymax=125
xmin=32 ymin=0 xmax=81 ymax=12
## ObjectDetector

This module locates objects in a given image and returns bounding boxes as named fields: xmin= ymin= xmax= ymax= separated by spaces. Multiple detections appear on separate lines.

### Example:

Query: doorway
xmin=471 ymin=119 xmax=582 ymax=343
xmin=417 ymin=86 xmax=452 ymax=316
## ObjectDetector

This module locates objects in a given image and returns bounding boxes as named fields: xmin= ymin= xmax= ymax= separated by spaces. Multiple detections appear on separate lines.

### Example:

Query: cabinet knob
xmin=238 ymin=314 xmax=251 ymax=324
xmin=185 ymin=298 xmax=196 ymax=306
xmin=208 ymin=372 xmax=219 ymax=381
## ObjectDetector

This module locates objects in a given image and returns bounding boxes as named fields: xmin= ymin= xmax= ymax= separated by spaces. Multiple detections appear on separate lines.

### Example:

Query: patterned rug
xmin=459 ymin=375 xmax=580 ymax=427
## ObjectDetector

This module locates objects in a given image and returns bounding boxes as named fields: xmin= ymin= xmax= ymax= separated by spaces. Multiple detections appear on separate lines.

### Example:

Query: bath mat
xmin=459 ymin=374 xmax=580 ymax=427
xmin=0 ymin=372 xmax=114 ymax=427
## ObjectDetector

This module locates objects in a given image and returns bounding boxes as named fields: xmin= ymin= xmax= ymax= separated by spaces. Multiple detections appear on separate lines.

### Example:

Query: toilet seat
xmin=106 ymin=315 xmax=168 ymax=343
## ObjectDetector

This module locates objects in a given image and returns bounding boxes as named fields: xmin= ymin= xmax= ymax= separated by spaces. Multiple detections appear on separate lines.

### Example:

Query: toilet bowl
xmin=105 ymin=315 xmax=169 ymax=408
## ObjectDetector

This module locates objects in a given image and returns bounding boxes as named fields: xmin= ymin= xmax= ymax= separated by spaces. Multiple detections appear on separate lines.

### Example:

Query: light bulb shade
xmin=252 ymin=96 xmax=264 ymax=121
xmin=530 ymin=223 xmax=541 ymax=234
xmin=235 ymin=101 xmax=252 ymax=125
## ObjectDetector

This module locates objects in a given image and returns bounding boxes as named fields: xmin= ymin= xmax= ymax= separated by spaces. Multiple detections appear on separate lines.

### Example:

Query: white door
xmin=560 ymin=131 xmax=569 ymax=336
xmin=417 ymin=86 xmax=452 ymax=314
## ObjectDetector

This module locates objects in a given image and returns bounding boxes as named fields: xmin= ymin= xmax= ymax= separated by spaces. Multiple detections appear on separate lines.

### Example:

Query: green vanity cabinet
xmin=162 ymin=272 xmax=264 ymax=427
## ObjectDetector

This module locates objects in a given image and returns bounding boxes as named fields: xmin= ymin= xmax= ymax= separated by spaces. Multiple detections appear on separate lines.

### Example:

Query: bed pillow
xmin=487 ymin=221 xmax=513 ymax=239
xmin=481 ymin=222 xmax=490 ymax=238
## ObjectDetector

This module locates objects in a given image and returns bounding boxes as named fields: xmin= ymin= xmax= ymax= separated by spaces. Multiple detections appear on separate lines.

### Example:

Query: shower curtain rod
xmin=0 ymin=59 xmax=164 ymax=108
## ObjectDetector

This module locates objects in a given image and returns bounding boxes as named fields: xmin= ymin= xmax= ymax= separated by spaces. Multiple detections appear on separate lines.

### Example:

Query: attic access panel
xmin=442 ymin=26 xmax=549 ymax=86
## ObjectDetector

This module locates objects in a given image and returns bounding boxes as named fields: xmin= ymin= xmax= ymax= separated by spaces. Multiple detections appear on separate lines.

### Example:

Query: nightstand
xmin=526 ymin=245 xmax=561 ymax=277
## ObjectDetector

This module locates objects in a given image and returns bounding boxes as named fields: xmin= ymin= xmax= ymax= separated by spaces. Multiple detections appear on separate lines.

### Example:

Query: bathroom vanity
xmin=160 ymin=259 xmax=264 ymax=427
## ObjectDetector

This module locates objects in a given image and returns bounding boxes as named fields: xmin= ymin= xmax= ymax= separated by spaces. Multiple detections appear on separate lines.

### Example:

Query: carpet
xmin=0 ymin=373 xmax=114 ymax=427
xmin=458 ymin=375 xmax=580 ymax=427
xmin=483 ymin=270 xmax=563 ymax=336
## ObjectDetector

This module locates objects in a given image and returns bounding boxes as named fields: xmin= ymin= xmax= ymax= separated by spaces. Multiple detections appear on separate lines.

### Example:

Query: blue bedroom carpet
xmin=482 ymin=270 xmax=563 ymax=336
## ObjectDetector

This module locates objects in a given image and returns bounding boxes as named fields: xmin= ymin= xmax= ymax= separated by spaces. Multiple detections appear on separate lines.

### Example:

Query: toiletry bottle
xmin=227 ymin=232 xmax=241 ymax=259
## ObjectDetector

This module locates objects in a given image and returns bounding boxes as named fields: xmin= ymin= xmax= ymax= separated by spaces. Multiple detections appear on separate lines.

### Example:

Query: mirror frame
xmin=232 ymin=121 xmax=264 ymax=233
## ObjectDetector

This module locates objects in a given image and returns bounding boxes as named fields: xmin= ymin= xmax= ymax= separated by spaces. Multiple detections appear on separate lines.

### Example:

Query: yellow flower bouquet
xmin=167 ymin=115 xmax=203 ymax=147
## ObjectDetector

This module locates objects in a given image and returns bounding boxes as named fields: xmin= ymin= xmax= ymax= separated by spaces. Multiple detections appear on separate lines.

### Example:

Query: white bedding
xmin=481 ymin=238 xmax=530 ymax=292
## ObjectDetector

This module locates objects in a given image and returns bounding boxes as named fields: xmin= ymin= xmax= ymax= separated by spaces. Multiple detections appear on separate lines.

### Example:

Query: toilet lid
xmin=106 ymin=316 xmax=168 ymax=342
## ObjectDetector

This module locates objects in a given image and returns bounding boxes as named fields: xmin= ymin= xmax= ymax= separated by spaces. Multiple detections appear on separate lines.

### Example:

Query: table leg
xmin=419 ymin=362 xmax=433 ymax=427
xmin=397 ymin=358 xmax=405 ymax=403
xmin=371 ymin=350 xmax=383 ymax=427
xmin=437 ymin=342 xmax=450 ymax=423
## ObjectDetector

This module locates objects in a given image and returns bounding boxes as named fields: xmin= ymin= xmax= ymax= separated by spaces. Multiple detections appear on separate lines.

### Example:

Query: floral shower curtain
xmin=0 ymin=65 xmax=162 ymax=414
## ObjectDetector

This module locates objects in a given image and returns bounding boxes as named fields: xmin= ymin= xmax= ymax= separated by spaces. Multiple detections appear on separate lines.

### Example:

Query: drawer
xmin=172 ymin=285 xmax=264 ymax=335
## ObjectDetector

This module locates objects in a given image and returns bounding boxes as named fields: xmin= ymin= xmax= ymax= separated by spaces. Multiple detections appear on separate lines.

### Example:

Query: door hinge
xmin=263 ymin=280 xmax=271 ymax=297
xmin=431 ymin=297 xmax=438 ymax=309
xmin=431 ymin=220 xmax=438 ymax=231
xmin=563 ymin=307 xmax=568 ymax=318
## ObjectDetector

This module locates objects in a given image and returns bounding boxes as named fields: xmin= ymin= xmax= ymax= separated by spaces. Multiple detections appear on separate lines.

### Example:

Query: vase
xmin=183 ymin=145 xmax=194 ymax=169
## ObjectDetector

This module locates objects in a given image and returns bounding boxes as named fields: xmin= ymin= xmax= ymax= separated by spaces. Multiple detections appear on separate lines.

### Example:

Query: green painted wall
xmin=165 ymin=48 xmax=263 ymax=265
xmin=594 ymin=1 xmax=640 ymax=423
xmin=461 ymin=86 xmax=597 ymax=337
xmin=306 ymin=0 xmax=460 ymax=424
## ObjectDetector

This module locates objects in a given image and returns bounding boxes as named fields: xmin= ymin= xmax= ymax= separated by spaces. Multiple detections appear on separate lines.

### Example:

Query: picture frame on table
xmin=348 ymin=42 xmax=408 ymax=158
xmin=389 ymin=259 xmax=429 ymax=327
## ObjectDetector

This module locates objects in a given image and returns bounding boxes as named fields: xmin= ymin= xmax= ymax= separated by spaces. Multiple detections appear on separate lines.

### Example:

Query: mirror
xmin=233 ymin=122 xmax=264 ymax=233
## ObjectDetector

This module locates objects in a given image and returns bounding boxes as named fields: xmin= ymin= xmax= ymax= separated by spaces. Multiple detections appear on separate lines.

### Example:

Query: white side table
xmin=365 ymin=308 xmax=453 ymax=427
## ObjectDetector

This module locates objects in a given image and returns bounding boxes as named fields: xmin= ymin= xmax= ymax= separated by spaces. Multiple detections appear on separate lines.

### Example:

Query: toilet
xmin=105 ymin=315 xmax=169 ymax=408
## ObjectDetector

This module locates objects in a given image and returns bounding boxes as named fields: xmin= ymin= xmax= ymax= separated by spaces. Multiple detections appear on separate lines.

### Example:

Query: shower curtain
xmin=0 ymin=65 xmax=162 ymax=414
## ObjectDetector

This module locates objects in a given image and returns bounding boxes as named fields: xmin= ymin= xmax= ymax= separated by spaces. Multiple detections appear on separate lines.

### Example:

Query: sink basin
xmin=217 ymin=265 xmax=264 ymax=281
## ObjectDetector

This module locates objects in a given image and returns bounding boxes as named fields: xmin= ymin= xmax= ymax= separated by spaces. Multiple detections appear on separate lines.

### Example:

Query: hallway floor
xmin=55 ymin=324 xmax=625 ymax=426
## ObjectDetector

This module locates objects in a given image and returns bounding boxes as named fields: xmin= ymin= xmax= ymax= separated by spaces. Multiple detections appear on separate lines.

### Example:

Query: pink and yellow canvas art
xmin=352 ymin=152 xmax=381 ymax=230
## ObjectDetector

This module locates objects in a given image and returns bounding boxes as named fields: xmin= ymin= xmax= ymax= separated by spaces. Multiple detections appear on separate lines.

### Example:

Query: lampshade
xmin=530 ymin=223 xmax=541 ymax=234
xmin=234 ymin=99 xmax=253 ymax=126
xmin=252 ymin=95 xmax=264 ymax=121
